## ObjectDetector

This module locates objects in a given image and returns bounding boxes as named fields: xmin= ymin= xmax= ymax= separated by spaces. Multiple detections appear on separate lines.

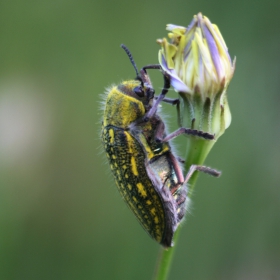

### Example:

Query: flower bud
xmin=157 ymin=13 xmax=235 ymax=138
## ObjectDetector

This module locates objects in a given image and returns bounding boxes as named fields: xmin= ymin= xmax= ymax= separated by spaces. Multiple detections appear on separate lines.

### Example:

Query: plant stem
xmin=152 ymin=235 xmax=176 ymax=280
xmin=152 ymin=137 xmax=215 ymax=280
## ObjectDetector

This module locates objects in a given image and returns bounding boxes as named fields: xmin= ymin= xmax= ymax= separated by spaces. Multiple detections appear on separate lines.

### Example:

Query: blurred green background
xmin=0 ymin=1 xmax=279 ymax=279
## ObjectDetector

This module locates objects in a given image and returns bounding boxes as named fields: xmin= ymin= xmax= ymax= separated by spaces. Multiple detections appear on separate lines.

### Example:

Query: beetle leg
xmin=144 ymin=70 xmax=171 ymax=120
xmin=175 ymin=187 xmax=188 ymax=222
xmin=154 ymin=120 xmax=165 ymax=142
xmin=184 ymin=165 xmax=221 ymax=184
xmin=140 ymin=65 xmax=179 ymax=122
xmin=161 ymin=127 xmax=215 ymax=141
xmin=153 ymin=117 xmax=215 ymax=142
xmin=155 ymin=96 xmax=180 ymax=106
xmin=167 ymin=152 xmax=185 ymax=194
xmin=155 ymin=96 xmax=181 ymax=127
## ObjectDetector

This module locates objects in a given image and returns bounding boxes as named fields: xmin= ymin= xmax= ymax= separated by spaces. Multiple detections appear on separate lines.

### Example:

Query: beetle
xmin=101 ymin=45 xmax=220 ymax=247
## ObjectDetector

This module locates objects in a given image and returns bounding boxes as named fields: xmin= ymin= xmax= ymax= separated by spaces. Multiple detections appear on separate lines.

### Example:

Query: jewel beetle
xmin=101 ymin=45 xmax=220 ymax=247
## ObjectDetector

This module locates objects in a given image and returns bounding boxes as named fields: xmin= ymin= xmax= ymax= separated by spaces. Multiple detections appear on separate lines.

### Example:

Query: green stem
xmin=184 ymin=137 xmax=215 ymax=193
xmin=152 ymin=235 xmax=177 ymax=280
xmin=152 ymin=137 xmax=215 ymax=280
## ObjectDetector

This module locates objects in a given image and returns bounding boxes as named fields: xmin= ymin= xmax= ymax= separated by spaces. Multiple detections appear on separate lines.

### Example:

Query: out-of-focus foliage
xmin=0 ymin=1 xmax=279 ymax=279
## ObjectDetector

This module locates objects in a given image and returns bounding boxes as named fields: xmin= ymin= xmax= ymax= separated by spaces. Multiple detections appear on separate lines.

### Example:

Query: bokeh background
xmin=0 ymin=1 xmax=279 ymax=279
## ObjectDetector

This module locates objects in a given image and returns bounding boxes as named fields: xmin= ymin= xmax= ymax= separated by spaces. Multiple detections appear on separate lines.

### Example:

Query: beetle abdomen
xmin=102 ymin=125 xmax=177 ymax=246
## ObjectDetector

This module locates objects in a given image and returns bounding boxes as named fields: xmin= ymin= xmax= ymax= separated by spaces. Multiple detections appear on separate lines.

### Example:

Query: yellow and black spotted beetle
xmin=101 ymin=45 xmax=220 ymax=247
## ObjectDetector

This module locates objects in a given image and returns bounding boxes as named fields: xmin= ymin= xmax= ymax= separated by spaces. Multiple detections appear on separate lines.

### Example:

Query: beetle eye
xmin=133 ymin=86 xmax=144 ymax=97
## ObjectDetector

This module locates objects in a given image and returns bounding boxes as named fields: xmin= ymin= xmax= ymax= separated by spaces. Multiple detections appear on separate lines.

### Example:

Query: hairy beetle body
xmin=101 ymin=45 xmax=220 ymax=247
xmin=102 ymin=82 xmax=183 ymax=246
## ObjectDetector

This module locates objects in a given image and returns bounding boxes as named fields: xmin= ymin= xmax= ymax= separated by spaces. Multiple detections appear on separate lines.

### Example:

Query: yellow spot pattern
xmin=136 ymin=183 xmax=147 ymax=198
xmin=109 ymin=129 xmax=114 ymax=144
xmin=130 ymin=157 xmax=138 ymax=176
xmin=101 ymin=125 xmax=168 ymax=245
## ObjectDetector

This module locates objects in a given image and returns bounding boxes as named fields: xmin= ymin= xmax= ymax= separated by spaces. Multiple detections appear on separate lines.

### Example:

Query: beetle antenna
xmin=121 ymin=44 xmax=140 ymax=78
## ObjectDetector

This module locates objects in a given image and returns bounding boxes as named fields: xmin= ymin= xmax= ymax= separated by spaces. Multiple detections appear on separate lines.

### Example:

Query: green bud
xmin=157 ymin=12 xmax=235 ymax=139
xmin=157 ymin=13 xmax=235 ymax=189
